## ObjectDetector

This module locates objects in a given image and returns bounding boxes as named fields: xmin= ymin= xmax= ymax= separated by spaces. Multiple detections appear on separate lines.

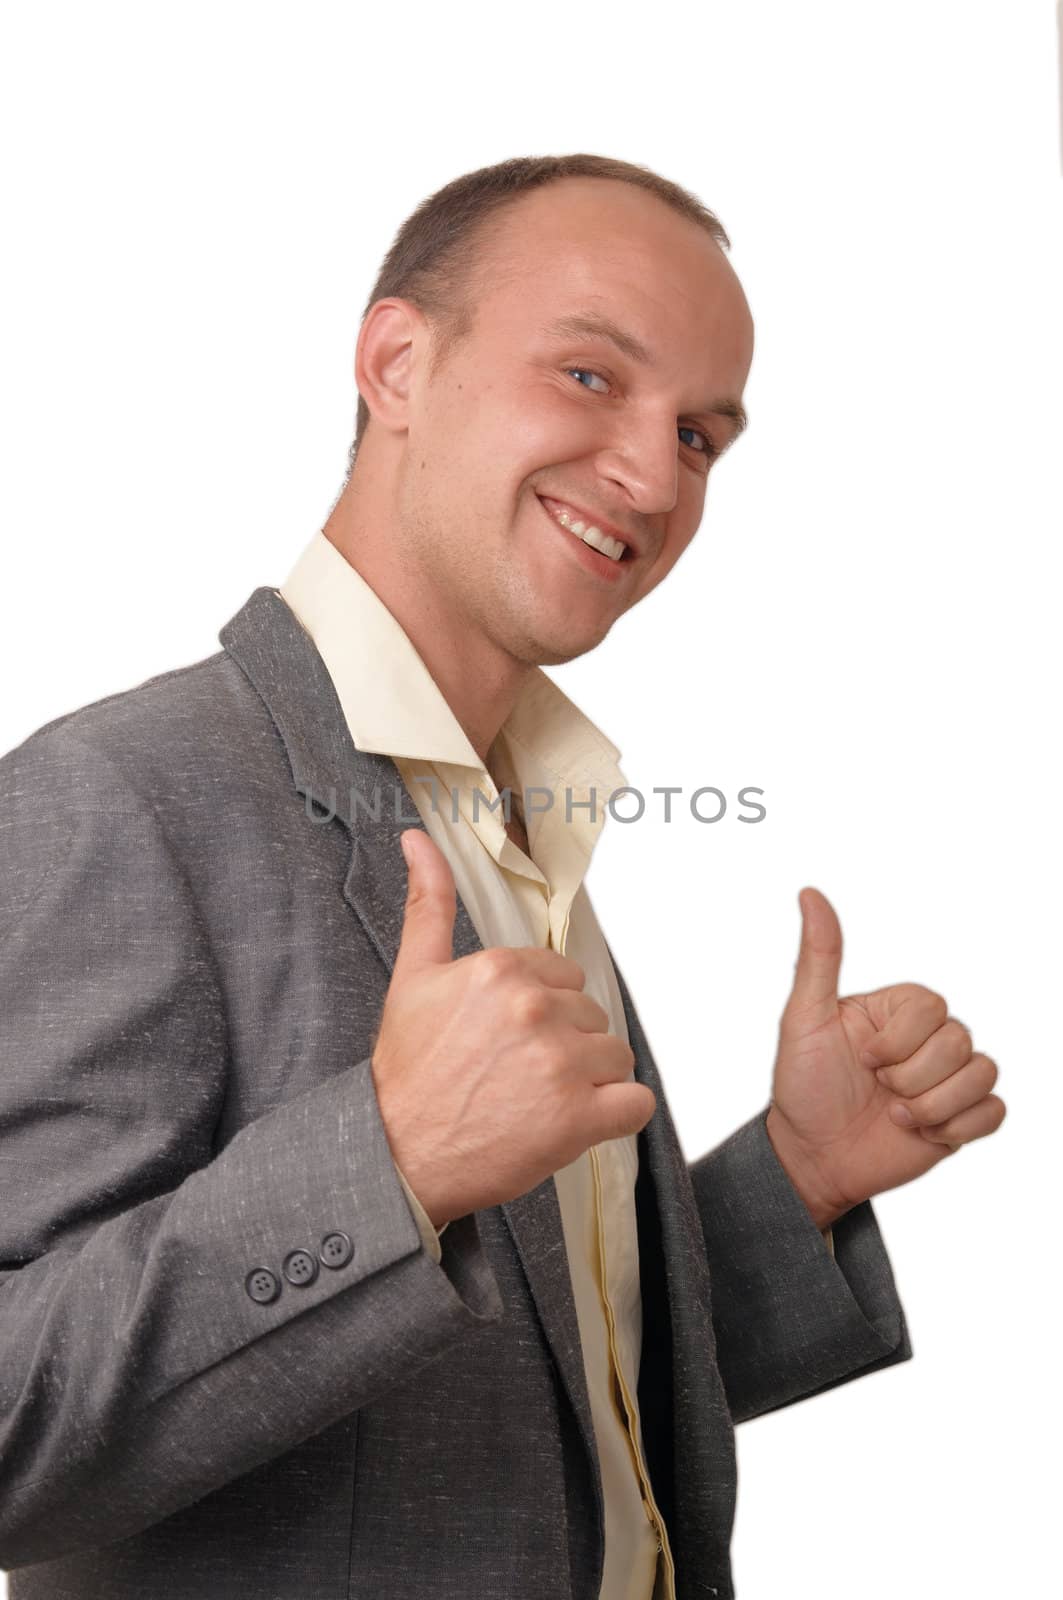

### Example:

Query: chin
xmin=522 ymin=624 xmax=613 ymax=668
xmin=495 ymin=596 xmax=616 ymax=667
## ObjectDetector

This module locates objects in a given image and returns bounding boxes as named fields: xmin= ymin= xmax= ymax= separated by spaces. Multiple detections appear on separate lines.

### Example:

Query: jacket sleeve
xmin=688 ymin=1106 xmax=912 ymax=1424
xmin=0 ymin=726 xmax=503 ymax=1572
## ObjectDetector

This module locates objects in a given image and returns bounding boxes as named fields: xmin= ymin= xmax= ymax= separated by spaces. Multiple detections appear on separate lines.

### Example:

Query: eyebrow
xmin=540 ymin=311 xmax=748 ymax=442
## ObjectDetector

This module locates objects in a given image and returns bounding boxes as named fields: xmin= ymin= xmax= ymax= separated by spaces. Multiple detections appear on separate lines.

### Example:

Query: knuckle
xmin=943 ymin=1018 xmax=973 ymax=1056
xmin=478 ymin=946 xmax=519 ymax=984
xmin=512 ymin=986 xmax=549 ymax=1028
xmin=979 ymin=1055 xmax=999 ymax=1092
xmin=403 ymin=883 xmax=434 ymax=920
xmin=608 ymin=1041 xmax=636 ymax=1079
xmin=925 ymin=990 xmax=948 ymax=1024
xmin=590 ymin=1006 xmax=611 ymax=1035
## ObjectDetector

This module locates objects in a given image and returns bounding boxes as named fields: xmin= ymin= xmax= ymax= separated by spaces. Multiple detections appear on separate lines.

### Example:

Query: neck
xmin=321 ymin=465 xmax=533 ymax=768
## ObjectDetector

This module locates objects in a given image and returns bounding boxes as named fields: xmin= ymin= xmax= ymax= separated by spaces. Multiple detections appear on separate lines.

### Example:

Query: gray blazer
xmin=0 ymin=586 xmax=912 ymax=1600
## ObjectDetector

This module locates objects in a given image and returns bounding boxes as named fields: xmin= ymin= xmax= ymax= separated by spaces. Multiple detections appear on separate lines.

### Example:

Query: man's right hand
xmin=369 ymin=828 xmax=657 ymax=1229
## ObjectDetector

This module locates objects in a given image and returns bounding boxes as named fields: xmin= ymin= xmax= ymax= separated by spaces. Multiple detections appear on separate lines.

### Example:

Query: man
xmin=0 ymin=154 xmax=1004 ymax=1600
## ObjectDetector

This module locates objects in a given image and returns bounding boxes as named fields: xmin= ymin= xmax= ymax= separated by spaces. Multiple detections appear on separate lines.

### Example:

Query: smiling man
xmin=339 ymin=173 xmax=752 ymax=727
xmin=0 ymin=154 xmax=1004 ymax=1600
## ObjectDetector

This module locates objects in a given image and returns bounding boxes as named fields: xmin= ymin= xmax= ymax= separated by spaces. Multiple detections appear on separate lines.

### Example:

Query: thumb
xmin=782 ymin=887 xmax=843 ymax=1032
xmin=392 ymin=829 xmax=457 ymax=978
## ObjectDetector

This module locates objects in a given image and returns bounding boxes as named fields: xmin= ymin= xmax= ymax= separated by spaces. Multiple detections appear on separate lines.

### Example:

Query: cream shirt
xmin=280 ymin=530 xmax=676 ymax=1599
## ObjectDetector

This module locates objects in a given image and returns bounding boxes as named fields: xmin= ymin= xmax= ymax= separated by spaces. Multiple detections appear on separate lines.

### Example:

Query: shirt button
xmin=245 ymin=1267 xmax=281 ymax=1304
xmin=319 ymin=1231 xmax=354 ymax=1270
xmin=282 ymin=1248 xmax=319 ymax=1287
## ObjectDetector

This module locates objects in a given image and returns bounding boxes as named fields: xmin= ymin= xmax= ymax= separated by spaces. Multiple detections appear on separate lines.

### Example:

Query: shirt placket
xmin=587 ymin=1142 xmax=677 ymax=1597
xmin=555 ymin=895 xmax=675 ymax=1600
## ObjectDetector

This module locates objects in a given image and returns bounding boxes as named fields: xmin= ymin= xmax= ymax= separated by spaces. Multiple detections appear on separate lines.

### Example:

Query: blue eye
xmin=565 ymin=367 xmax=610 ymax=393
xmin=679 ymin=425 xmax=714 ymax=455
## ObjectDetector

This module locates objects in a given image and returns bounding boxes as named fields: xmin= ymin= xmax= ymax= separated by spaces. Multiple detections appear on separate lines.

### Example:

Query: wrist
xmin=765 ymin=1104 xmax=850 ymax=1231
xmin=372 ymin=1066 xmax=450 ymax=1230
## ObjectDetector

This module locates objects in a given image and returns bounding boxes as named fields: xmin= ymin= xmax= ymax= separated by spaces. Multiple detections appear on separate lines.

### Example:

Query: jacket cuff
xmin=688 ymin=1105 xmax=912 ymax=1422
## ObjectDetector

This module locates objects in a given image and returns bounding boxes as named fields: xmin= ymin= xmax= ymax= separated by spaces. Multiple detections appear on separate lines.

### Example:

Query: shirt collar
xmin=277 ymin=530 xmax=625 ymax=796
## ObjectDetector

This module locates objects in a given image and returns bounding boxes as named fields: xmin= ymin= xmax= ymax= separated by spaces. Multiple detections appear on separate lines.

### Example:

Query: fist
xmin=369 ymin=829 xmax=656 ymax=1227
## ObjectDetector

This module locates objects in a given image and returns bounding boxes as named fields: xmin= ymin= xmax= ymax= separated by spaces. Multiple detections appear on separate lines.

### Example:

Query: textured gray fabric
xmin=0 ymin=586 xmax=912 ymax=1599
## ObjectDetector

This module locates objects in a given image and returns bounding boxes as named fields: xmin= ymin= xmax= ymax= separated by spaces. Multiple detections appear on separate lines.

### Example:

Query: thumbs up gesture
xmin=368 ymin=830 xmax=656 ymax=1229
xmin=764 ymin=889 xmax=1007 ymax=1229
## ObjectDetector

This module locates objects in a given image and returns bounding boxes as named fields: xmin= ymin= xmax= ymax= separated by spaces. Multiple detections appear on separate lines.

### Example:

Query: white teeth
xmin=553 ymin=505 xmax=626 ymax=562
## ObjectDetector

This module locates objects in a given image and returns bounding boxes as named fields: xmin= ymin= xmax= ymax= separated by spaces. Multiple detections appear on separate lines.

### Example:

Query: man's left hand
xmin=764 ymin=888 xmax=1007 ymax=1229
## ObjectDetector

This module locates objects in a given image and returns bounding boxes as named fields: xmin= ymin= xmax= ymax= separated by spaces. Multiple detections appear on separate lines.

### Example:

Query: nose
xmin=593 ymin=412 xmax=680 ymax=517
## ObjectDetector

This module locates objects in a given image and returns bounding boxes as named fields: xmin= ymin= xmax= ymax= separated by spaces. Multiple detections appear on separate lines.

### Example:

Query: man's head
xmin=342 ymin=153 xmax=754 ymax=668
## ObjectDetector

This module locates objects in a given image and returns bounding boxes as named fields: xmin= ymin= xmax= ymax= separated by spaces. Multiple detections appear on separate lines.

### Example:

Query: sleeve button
xmin=319 ymin=1231 xmax=354 ymax=1269
xmin=245 ymin=1267 xmax=281 ymax=1304
xmin=282 ymin=1248 xmax=319 ymax=1287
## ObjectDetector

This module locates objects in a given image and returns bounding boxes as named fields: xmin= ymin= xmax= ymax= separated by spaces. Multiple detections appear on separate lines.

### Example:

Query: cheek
xmin=664 ymin=514 xmax=703 ymax=572
xmin=512 ymin=379 xmax=609 ymax=464
xmin=421 ymin=373 xmax=617 ymax=499
xmin=632 ymin=506 xmax=704 ymax=602
xmin=433 ymin=379 xmax=544 ymax=478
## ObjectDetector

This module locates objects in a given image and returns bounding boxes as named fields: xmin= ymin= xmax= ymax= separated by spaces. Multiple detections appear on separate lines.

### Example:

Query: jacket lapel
xmin=218 ymin=585 xmax=613 ymax=1499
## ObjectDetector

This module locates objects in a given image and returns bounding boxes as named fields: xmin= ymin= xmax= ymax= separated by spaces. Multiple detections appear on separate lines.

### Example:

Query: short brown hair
xmin=344 ymin=153 xmax=730 ymax=478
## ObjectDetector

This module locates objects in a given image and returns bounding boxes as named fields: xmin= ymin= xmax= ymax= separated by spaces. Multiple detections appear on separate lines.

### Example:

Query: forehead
xmin=468 ymin=177 xmax=753 ymax=374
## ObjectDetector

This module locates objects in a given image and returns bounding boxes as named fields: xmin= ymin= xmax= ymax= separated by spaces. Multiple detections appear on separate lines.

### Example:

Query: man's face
xmin=395 ymin=176 xmax=755 ymax=667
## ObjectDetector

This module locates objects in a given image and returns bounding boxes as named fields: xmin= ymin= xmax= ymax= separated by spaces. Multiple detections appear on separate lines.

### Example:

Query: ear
xmin=354 ymin=297 xmax=426 ymax=436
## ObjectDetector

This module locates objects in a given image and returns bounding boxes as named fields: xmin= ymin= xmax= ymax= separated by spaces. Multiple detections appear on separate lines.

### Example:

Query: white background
xmin=1 ymin=3 xmax=1060 ymax=1596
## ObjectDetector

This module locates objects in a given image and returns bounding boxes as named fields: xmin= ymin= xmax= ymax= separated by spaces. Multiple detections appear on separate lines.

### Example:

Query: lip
xmin=536 ymin=493 xmax=642 ymax=560
xmin=534 ymin=494 xmax=631 ymax=584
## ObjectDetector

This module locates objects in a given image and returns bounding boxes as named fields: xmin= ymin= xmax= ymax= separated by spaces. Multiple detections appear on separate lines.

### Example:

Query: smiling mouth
xmin=536 ymin=494 xmax=636 ymax=563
